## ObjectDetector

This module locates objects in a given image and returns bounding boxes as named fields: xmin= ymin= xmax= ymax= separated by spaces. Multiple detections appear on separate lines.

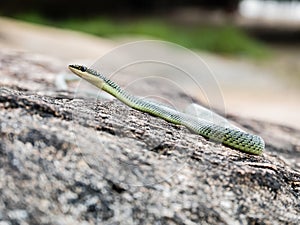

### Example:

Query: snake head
xmin=68 ymin=64 xmax=105 ymax=89
xmin=69 ymin=64 xmax=87 ymax=73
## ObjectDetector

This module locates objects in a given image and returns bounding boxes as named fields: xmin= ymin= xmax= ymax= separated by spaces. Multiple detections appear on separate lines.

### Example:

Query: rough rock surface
xmin=0 ymin=50 xmax=299 ymax=225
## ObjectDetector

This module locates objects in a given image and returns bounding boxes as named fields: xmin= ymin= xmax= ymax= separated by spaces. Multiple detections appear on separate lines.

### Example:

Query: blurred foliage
xmin=11 ymin=13 xmax=269 ymax=58
xmin=0 ymin=0 xmax=241 ymax=17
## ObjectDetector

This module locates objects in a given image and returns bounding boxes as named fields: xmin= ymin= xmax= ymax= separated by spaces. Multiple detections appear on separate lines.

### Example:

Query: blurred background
xmin=0 ymin=0 xmax=299 ymax=128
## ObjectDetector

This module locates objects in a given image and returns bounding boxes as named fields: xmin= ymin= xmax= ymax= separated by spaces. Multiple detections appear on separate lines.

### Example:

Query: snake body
xmin=69 ymin=64 xmax=264 ymax=155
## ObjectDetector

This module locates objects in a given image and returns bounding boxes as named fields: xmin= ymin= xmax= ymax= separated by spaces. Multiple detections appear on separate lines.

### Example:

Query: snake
xmin=68 ymin=64 xmax=265 ymax=155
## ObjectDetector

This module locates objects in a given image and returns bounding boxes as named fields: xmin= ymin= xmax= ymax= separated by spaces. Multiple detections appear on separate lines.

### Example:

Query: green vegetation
xmin=13 ymin=13 xmax=269 ymax=58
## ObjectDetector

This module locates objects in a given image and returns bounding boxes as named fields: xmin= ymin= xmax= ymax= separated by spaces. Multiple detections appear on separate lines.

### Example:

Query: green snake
xmin=69 ymin=64 xmax=265 ymax=155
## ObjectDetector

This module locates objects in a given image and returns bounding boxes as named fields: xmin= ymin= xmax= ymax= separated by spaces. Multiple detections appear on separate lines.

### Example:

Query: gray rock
xmin=0 ymin=51 xmax=299 ymax=225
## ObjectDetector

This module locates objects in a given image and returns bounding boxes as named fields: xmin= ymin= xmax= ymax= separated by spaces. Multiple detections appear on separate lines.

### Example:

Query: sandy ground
xmin=0 ymin=17 xmax=299 ymax=129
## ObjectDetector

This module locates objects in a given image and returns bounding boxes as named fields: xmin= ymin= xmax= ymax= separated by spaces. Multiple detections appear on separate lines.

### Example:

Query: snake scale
xmin=69 ymin=64 xmax=265 ymax=155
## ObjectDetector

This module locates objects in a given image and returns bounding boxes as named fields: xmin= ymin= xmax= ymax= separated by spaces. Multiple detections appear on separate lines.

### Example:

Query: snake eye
xmin=79 ymin=66 xmax=87 ymax=72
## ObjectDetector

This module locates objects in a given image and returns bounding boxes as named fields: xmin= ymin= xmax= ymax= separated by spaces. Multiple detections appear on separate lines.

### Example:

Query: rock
xmin=0 ymin=50 xmax=299 ymax=225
